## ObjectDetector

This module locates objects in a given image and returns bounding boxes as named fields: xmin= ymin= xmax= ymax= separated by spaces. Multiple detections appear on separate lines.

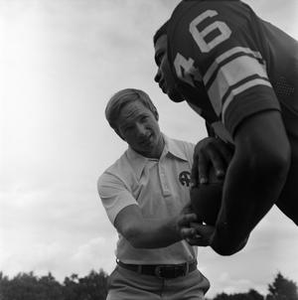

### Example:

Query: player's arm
xmin=114 ymin=203 xmax=196 ymax=249
xmin=211 ymin=109 xmax=291 ymax=255
xmin=167 ymin=1 xmax=291 ymax=254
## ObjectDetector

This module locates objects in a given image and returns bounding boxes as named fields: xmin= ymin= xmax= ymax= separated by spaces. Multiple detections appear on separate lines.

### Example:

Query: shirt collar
xmin=126 ymin=134 xmax=188 ymax=180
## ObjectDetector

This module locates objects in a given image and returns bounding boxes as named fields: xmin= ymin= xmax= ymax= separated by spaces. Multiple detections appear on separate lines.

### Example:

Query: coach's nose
xmin=135 ymin=122 xmax=148 ymax=137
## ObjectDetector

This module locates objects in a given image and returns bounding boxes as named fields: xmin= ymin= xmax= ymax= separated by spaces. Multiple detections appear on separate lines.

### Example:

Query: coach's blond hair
xmin=105 ymin=88 xmax=159 ymax=136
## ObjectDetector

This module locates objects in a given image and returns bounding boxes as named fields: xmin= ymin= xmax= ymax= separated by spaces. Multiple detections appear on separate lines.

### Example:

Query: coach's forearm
xmin=126 ymin=216 xmax=182 ymax=249
xmin=114 ymin=204 xmax=185 ymax=249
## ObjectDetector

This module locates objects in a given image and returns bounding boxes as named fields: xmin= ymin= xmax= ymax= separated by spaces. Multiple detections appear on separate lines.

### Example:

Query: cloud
xmin=199 ymin=207 xmax=298 ymax=298
xmin=217 ymin=272 xmax=254 ymax=295
xmin=70 ymin=236 xmax=118 ymax=274
xmin=0 ymin=235 xmax=118 ymax=280
xmin=0 ymin=185 xmax=117 ymax=279
xmin=0 ymin=242 xmax=67 ymax=276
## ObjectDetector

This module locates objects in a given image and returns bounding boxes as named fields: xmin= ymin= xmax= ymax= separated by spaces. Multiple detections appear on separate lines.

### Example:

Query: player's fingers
xmin=207 ymin=145 xmax=226 ymax=179
xmin=192 ymin=137 xmax=232 ymax=185
xmin=207 ymin=140 xmax=235 ymax=180
xmin=191 ymin=152 xmax=199 ymax=186
xmin=213 ymin=138 xmax=234 ymax=161
xmin=197 ymin=152 xmax=209 ymax=184
xmin=219 ymin=142 xmax=234 ymax=165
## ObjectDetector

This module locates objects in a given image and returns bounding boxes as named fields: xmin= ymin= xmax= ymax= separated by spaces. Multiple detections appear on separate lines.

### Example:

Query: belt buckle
xmin=154 ymin=265 xmax=186 ymax=279
xmin=154 ymin=265 xmax=164 ymax=278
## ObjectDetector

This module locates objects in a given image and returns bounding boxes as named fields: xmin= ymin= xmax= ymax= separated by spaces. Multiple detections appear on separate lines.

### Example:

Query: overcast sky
xmin=1 ymin=0 xmax=298 ymax=298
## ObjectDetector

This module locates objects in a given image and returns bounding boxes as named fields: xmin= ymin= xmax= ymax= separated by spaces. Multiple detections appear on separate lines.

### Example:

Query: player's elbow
xmin=245 ymin=146 xmax=290 ymax=211
xmin=212 ymin=236 xmax=249 ymax=256
xmin=259 ymin=143 xmax=291 ymax=184
xmin=213 ymin=246 xmax=239 ymax=256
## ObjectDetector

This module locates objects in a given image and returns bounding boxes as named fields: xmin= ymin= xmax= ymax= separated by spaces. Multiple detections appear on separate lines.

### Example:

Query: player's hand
xmin=191 ymin=137 xmax=234 ymax=187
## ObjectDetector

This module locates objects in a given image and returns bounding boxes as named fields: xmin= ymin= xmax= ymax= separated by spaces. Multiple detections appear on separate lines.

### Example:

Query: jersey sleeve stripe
xmin=206 ymin=55 xmax=270 ymax=116
xmin=222 ymin=78 xmax=272 ymax=122
xmin=203 ymin=46 xmax=264 ymax=84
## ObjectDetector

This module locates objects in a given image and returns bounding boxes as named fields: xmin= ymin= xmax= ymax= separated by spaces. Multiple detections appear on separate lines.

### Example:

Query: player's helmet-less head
xmin=154 ymin=22 xmax=185 ymax=103
xmin=153 ymin=20 xmax=168 ymax=46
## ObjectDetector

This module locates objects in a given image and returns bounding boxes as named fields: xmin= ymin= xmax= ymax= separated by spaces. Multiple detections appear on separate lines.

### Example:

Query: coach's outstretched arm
xmin=211 ymin=110 xmax=291 ymax=255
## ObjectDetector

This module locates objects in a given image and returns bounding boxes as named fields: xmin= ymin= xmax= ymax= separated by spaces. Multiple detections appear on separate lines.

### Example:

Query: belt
xmin=116 ymin=259 xmax=197 ymax=279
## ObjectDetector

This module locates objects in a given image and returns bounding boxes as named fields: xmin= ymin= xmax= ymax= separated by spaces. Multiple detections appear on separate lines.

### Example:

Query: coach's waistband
xmin=116 ymin=259 xmax=197 ymax=279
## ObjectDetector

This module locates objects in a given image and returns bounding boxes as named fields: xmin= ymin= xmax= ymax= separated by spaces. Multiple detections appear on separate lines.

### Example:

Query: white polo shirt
xmin=97 ymin=134 xmax=197 ymax=265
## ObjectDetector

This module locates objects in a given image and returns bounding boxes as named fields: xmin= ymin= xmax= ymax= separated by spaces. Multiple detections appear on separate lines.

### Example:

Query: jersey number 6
xmin=174 ymin=10 xmax=232 ymax=85
xmin=189 ymin=10 xmax=231 ymax=53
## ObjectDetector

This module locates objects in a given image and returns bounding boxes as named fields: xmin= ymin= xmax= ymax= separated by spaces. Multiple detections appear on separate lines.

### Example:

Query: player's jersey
xmin=167 ymin=0 xmax=298 ymax=146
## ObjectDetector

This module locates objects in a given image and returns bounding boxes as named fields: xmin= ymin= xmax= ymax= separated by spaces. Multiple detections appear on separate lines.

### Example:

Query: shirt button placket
xmin=159 ymin=163 xmax=170 ymax=196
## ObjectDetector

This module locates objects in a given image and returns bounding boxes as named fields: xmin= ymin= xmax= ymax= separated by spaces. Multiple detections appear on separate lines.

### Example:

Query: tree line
xmin=211 ymin=272 xmax=298 ymax=300
xmin=0 ymin=270 xmax=297 ymax=300
xmin=0 ymin=269 xmax=108 ymax=300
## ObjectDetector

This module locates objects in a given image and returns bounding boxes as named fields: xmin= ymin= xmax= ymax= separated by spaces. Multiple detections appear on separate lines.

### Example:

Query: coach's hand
xmin=191 ymin=137 xmax=233 ymax=187
xmin=188 ymin=223 xmax=214 ymax=246
xmin=177 ymin=207 xmax=213 ymax=246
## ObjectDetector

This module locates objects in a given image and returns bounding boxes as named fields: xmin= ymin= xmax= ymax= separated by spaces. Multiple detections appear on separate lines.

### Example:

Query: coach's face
xmin=117 ymin=101 xmax=164 ymax=158
xmin=154 ymin=34 xmax=184 ymax=103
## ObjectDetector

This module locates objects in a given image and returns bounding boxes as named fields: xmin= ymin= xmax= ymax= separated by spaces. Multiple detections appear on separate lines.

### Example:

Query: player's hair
xmin=153 ymin=20 xmax=169 ymax=45
xmin=105 ymin=88 xmax=159 ymax=135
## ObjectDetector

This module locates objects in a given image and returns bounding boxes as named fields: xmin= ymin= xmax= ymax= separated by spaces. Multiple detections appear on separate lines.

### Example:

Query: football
xmin=190 ymin=167 xmax=223 ymax=225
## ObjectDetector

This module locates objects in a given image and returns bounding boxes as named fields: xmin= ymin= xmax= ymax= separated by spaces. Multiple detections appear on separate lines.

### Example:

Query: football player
xmin=154 ymin=0 xmax=298 ymax=255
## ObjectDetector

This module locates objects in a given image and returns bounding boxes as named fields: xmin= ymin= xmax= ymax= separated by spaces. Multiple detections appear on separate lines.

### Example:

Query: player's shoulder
xmin=169 ymin=0 xmax=250 ymax=36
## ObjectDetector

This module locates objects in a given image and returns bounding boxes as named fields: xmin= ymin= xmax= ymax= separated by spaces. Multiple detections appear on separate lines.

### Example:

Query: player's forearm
xmin=210 ymin=145 xmax=290 ymax=255
xmin=210 ymin=110 xmax=291 ymax=255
